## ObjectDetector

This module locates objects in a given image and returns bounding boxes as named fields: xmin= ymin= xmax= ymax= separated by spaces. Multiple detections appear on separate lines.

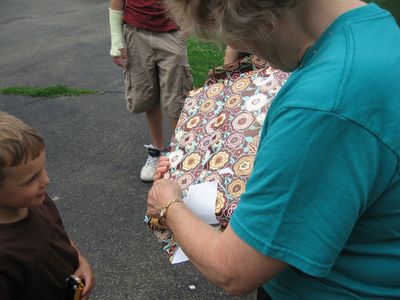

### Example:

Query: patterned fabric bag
xmin=205 ymin=55 xmax=269 ymax=86
xmin=145 ymin=56 xmax=289 ymax=262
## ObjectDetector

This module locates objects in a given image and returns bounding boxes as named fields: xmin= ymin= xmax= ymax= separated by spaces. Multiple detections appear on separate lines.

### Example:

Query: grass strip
xmin=0 ymin=85 xmax=98 ymax=98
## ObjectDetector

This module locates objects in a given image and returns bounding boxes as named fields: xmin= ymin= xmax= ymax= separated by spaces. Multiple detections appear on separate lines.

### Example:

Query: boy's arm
xmin=109 ymin=0 xmax=127 ymax=67
xmin=110 ymin=0 xmax=125 ymax=10
xmin=70 ymin=240 xmax=95 ymax=300
xmin=224 ymin=46 xmax=242 ymax=65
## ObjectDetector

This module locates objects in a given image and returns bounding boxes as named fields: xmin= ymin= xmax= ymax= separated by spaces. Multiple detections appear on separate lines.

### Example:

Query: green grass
xmin=0 ymin=85 xmax=98 ymax=98
xmin=187 ymin=37 xmax=225 ymax=87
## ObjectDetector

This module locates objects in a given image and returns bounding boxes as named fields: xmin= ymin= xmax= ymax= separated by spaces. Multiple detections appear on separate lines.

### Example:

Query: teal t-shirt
xmin=230 ymin=4 xmax=400 ymax=299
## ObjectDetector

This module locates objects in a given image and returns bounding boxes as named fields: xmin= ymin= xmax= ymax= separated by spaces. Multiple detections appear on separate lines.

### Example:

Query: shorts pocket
xmin=123 ymin=65 xmax=131 ymax=91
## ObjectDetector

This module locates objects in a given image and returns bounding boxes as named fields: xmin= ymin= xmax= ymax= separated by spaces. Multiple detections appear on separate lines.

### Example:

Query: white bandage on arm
xmin=109 ymin=8 xmax=124 ymax=57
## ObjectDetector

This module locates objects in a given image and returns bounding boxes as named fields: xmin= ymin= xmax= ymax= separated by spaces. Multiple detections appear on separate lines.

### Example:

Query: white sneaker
xmin=140 ymin=145 xmax=161 ymax=181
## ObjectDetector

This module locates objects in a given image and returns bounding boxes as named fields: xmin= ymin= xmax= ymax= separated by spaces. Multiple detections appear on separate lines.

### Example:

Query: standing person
xmin=147 ymin=0 xmax=400 ymax=299
xmin=109 ymin=0 xmax=193 ymax=182
xmin=0 ymin=112 xmax=95 ymax=299
xmin=223 ymin=46 xmax=250 ymax=65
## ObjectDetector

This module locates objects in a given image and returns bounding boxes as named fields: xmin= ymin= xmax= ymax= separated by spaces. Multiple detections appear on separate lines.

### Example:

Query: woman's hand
xmin=147 ymin=179 xmax=182 ymax=218
xmin=153 ymin=156 xmax=170 ymax=181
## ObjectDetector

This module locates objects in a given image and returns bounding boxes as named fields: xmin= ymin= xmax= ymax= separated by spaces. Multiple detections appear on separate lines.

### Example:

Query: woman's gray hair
xmin=164 ymin=0 xmax=298 ymax=45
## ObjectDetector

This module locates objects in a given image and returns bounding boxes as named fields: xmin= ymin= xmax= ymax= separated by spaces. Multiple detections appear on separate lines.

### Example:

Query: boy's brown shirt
xmin=0 ymin=194 xmax=79 ymax=300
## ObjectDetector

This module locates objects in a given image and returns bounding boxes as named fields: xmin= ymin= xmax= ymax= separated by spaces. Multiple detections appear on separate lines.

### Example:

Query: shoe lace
xmin=144 ymin=155 xmax=159 ymax=168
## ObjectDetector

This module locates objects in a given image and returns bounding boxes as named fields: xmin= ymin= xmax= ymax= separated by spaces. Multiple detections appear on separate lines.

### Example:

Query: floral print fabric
xmin=145 ymin=57 xmax=289 ymax=262
xmin=205 ymin=55 xmax=271 ymax=86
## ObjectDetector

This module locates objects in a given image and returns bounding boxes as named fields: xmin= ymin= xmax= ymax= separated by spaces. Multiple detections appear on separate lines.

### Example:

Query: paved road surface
xmin=0 ymin=1 xmax=255 ymax=299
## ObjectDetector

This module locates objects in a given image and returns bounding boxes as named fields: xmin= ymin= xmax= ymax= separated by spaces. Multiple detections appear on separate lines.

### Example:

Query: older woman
xmin=147 ymin=1 xmax=400 ymax=299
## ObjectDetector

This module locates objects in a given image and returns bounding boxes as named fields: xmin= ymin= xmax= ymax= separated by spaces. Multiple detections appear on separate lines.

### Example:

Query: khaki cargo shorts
xmin=123 ymin=24 xmax=193 ymax=118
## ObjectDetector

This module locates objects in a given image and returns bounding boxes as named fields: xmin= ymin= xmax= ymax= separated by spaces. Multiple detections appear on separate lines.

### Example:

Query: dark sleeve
xmin=0 ymin=273 xmax=15 ymax=300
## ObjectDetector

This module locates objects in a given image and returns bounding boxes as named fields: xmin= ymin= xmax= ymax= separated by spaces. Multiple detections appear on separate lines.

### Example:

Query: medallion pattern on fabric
xmin=145 ymin=56 xmax=289 ymax=262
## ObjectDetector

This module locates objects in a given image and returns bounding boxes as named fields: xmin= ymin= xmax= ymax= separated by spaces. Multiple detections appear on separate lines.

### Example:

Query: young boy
xmin=0 ymin=112 xmax=95 ymax=299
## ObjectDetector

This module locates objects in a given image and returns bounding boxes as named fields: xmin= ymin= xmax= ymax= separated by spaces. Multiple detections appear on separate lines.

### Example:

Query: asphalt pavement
xmin=0 ymin=0 xmax=255 ymax=299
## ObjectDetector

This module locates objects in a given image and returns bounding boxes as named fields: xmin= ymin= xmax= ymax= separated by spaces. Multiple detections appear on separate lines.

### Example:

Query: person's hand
xmin=73 ymin=254 xmax=95 ymax=300
xmin=153 ymin=156 xmax=170 ymax=181
xmin=112 ymin=47 xmax=127 ymax=69
xmin=147 ymin=179 xmax=182 ymax=218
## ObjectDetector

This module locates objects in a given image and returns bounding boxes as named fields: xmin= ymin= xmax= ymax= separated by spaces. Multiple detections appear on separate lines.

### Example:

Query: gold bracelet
xmin=159 ymin=198 xmax=182 ymax=221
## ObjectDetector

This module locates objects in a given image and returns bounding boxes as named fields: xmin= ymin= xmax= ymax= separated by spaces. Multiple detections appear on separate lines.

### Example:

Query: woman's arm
xmin=147 ymin=179 xmax=287 ymax=296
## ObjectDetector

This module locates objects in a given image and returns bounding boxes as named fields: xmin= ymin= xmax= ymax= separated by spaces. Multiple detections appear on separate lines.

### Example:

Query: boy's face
xmin=0 ymin=150 xmax=49 ymax=209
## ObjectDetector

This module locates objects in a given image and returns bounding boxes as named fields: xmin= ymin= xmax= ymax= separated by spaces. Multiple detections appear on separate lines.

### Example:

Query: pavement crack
xmin=0 ymin=9 xmax=79 ymax=26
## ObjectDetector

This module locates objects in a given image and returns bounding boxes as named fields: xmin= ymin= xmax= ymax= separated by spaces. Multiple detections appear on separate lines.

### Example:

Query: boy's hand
xmin=70 ymin=240 xmax=95 ymax=300
xmin=73 ymin=254 xmax=95 ymax=300
xmin=153 ymin=156 xmax=170 ymax=181
xmin=112 ymin=48 xmax=127 ymax=69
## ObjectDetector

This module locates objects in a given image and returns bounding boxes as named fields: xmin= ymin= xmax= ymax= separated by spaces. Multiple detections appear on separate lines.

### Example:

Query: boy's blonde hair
xmin=0 ymin=112 xmax=45 ymax=186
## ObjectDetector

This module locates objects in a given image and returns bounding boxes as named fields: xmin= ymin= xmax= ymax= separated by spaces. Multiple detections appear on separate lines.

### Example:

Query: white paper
xmin=218 ymin=167 xmax=234 ymax=175
xmin=171 ymin=181 xmax=219 ymax=264
xmin=171 ymin=246 xmax=189 ymax=264
xmin=183 ymin=181 xmax=219 ymax=225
